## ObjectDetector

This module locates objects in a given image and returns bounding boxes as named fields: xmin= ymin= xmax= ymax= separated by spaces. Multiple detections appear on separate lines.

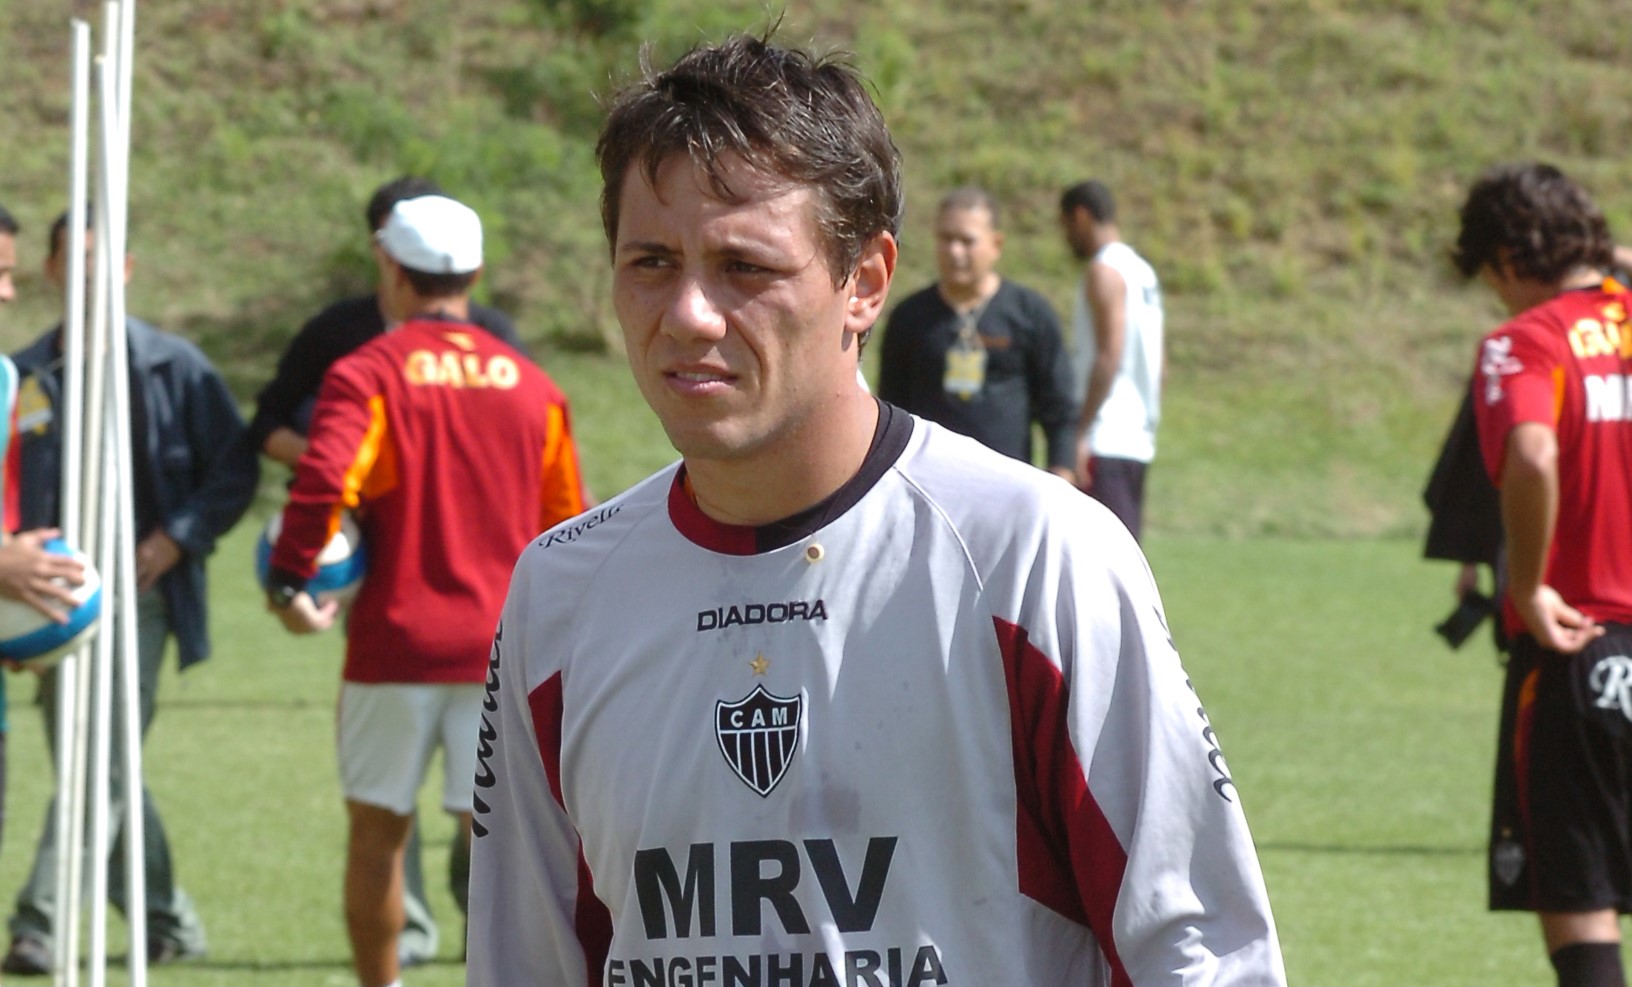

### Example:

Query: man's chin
xmin=661 ymin=421 xmax=758 ymax=464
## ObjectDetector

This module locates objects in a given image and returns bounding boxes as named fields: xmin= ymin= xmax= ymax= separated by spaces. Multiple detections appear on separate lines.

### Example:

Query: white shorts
xmin=336 ymin=682 xmax=484 ymax=816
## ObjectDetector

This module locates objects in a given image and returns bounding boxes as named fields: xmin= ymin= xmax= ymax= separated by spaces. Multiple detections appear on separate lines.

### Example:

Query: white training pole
xmin=51 ymin=21 xmax=93 ymax=987
xmin=104 ymin=4 xmax=148 ymax=976
xmin=60 ymin=22 xmax=91 ymax=550
xmin=84 ymin=49 xmax=118 ymax=986
xmin=88 ymin=1 xmax=141 ymax=972
xmin=101 ymin=5 xmax=145 ymax=978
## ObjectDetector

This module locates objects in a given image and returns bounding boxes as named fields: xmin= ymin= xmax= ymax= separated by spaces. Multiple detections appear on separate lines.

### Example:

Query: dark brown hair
xmin=367 ymin=176 xmax=444 ymax=233
xmin=401 ymin=268 xmax=476 ymax=299
xmin=1452 ymin=162 xmax=1613 ymax=282
xmin=596 ymin=33 xmax=902 ymax=286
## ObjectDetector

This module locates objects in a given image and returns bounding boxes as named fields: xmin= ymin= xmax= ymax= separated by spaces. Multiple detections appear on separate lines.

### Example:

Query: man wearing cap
xmin=264 ymin=195 xmax=587 ymax=987
xmin=251 ymin=176 xmax=527 ymax=969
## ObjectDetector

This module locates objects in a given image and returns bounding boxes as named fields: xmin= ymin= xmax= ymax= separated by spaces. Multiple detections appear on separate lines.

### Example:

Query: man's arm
xmin=267 ymin=363 xmax=378 ymax=602
xmin=260 ymin=427 xmax=308 ymax=467
xmin=1075 ymin=260 xmax=1126 ymax=482
xmin=249 ymin=311 xmax=340 ymax=454
xmin=1017 ymin=513 xmax=1285 ymax=983
xmin=1022 ymin=293 xmax=1077 ymax=479
xmin=1500 ymin=421 xmax=1603 ymax=651
xmin=467 ymin=565 xmax=608 ymax=985
xmin=160 ymin=358 xmax=259 ymax=565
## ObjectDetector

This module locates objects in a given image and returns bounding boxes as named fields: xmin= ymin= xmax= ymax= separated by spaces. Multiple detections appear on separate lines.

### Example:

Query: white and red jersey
xmin=1474 ymin=282 xmax=1632 ymax=634
xmin=470 ymin=404 xmax=1284 ymax=986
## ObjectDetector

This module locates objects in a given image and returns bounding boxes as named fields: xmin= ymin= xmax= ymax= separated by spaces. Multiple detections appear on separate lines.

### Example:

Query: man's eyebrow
xmin=615 ymin=240 xmax=674 ymax=256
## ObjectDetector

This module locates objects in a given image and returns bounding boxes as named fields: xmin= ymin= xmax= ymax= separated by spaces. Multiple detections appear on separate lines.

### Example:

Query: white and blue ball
xmin=0 ymin=539 xmax=101 ymax=666
xmin=255 ymin=511 xmax=367 ymax=605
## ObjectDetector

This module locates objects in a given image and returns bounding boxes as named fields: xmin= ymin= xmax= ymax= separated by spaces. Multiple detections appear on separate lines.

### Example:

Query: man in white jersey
xmin=1060 ymin=180 xmax=1164 ymax=542
xmin=468 ymin=33 xmax=1284 ymax=986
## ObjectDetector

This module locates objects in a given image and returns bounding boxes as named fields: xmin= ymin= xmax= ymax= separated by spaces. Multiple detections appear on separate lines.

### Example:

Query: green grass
xmin=0 ymin=530 xmax=1566 ymax=985
xmin=3 ymin=0 xmax=1629 ymax=537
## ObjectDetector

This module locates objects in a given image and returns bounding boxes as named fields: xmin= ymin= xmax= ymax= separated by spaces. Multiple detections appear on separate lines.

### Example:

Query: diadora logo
xmin=1589 ymin=654 xmax=1632 ymax=723
xmin=696 ymin=599 xmax=828 ymax=633
xmin=716 ymin=685 xmax=802 ymax=797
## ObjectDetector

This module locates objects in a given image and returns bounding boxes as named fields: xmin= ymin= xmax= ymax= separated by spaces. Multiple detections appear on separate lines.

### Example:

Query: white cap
xmin=375 ymin=195 xmax=483 ymax=275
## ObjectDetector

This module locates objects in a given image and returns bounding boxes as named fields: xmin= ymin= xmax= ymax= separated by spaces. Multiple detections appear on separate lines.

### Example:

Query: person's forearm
xmin=263 ymin=426 xmax=309 ymax=466
xmin=1499 ymin=423 xmax=1558 ymax=599
xmin=1077 ymin=360 xmax=1117 ymax=433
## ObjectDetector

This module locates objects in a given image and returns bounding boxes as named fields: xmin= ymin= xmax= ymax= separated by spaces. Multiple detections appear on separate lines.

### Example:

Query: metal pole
xmin=104 ymin=3 xmax=147 ymax=976
xmin=50 ymin=20 xmax=93 ymax=987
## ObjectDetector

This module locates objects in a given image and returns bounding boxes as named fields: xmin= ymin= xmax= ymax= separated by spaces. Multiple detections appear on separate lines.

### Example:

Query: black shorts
xmin=1490 ymin=624 xmax=1632 ymax=912
xmin=1081 ymin=456 xmax=1147 ymax=543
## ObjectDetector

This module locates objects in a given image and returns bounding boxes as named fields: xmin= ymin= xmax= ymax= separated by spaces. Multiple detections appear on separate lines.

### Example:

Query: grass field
xmin=0 ymin=528 xmax=1554 ymax=985
xmin=6 ymin=0 xmax=1628 ymax=538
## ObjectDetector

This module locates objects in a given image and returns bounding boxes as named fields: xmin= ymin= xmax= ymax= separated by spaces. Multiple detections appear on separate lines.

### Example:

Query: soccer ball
xmin=0 ymin=539 xmax=102 ymax=666
xmin=255 ymin=510 xmax=367 ymax=605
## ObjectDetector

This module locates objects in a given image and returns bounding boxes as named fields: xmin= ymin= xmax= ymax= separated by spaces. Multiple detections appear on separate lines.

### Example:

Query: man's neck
xmin=401 ymin=297 xmax=471 ymax=324
xmin=1088 ymin=226 xmax=1121 ymax=257
xmin=938 ymin=273 xmax=1000 ymax=312
xmin=683 ymin=389 xmax=879 ymax=528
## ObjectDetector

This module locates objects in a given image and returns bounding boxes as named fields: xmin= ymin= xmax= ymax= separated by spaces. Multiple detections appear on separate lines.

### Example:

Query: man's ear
xmin=844 ymin=232 xmax=897 ymax=339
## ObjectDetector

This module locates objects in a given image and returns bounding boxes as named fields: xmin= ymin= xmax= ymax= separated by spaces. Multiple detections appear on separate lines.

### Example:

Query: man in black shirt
xmin=877 ymin=187 xmax=1076 ymax=478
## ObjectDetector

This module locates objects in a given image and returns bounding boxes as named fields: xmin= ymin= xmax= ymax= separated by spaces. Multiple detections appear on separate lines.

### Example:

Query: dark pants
xmin=1082 ymin=456 xmax=1148 ymax=543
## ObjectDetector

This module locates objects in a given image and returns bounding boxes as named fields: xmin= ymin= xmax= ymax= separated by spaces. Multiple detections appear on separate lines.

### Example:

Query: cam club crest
xmin=716 ymin=684 xmax=803 ymax=797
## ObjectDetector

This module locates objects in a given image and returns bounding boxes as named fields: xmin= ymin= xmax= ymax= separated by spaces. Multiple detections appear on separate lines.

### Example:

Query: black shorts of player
xmin=1490 ymin=624 xmax=1632 ymax=912
xmin=1081 ymin=456 xmax=1147 ymax=543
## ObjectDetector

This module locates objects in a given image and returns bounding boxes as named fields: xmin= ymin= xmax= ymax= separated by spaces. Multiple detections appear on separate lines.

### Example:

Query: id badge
xmin=943 ymin=343 xmax=987 ymax=399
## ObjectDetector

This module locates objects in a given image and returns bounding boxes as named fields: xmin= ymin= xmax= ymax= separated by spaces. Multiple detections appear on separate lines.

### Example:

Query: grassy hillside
xmin=3 ymin=0 xmax=1628 ymax=535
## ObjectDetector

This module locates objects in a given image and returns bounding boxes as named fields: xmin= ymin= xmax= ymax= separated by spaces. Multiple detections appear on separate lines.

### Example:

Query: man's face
xmin=933 ymin=206 xmax=1002 ymax=294
xmin=0 ymin=232 xmax=16 ymax=306
xmin=1061 ymin=206 xmax=1095 ymax=261
xmin=612 ymin=154 xmax=888 ymax=465
xmin=45 ymin=228 xmax=130 ymax=290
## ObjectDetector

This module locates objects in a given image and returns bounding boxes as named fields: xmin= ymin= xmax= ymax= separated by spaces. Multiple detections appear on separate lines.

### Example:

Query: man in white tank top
xmin=1060 ymin=180 xmax=1163 ymax=542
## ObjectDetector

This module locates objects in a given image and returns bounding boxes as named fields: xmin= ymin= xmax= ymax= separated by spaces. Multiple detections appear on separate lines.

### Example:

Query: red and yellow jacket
xmin=272 ymin=317 xmax=585 ymax=684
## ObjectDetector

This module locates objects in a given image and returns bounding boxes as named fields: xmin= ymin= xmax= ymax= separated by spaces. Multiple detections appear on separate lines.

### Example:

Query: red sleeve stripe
xmin=576 ymin=848 xmax=612 ymax=987
xmin=529 ymin=671 xmax=567 ymax=809
xmin=529 ymin=671 xmax=612 ymax=984
xmin=994 ymin=616 xmax=1132 ymax=987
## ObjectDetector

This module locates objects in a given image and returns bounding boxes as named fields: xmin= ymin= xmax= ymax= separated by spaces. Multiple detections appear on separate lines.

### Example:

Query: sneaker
xmin=1 ymin=936 xmax=51 ymax=976
xmin=147 ymin=938 xmax=206 ymax=966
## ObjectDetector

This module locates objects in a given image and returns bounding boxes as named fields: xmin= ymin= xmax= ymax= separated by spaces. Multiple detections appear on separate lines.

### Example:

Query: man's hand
xmin=268 ymin=590 xmax=339 ymax=635
xmin=135 ymin=530 xmax=184 ymax=592
xmin=1513 ymin=584 xmax=1604 ymax=654
xmin=1454 ymin=563 xmax=1480 ymax=600
xmin=0 ymin=529 xmax=86 ymax=623
xmin=1048 ymin=465 xmax=1076 ymax=484
xmin=1075 ymin=443 xmax=1095 ymax=492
